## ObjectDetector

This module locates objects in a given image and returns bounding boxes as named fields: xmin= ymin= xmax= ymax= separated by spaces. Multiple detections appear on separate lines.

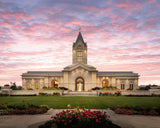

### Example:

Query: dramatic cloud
xmin=0 ymin=0 xmax=160 ymax=86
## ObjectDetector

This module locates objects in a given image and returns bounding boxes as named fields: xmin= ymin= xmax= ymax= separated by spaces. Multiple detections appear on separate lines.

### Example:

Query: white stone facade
xmin=22 ymin=31 xmax=139 ymax=91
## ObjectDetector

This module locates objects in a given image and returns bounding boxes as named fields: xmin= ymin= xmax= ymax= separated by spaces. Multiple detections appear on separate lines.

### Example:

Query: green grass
xmin=0 ymin=96 xmax=160 ymax=109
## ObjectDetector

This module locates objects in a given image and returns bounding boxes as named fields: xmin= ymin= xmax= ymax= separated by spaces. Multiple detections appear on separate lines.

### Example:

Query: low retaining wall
xmin=0 ymin=89 xmax=160 ymax=96
xmin=39 ymin=90 xmax=63 ymax=96
xmin=10 ymin=90 xmax=39 ymax=96
xmin=63 ymin=91 xmax=98 ymax=96
xmin=0 ymin=90 xmax=63 ymax=96
xmin=98 ymin=89 xmax=160 ymax=96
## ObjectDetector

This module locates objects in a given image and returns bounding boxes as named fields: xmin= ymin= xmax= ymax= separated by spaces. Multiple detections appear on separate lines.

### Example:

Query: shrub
xmin=43 ymin=86 xmax=47 ymax=89
xmin=110 ymin=105 xmax=160 ymax=116
xmin=99 ymin=91 xmax=121 ymax=96
xmin=92 ymin=87 xmax=101 ymax=90
xmin=99 ymin=92 xmax=113 ymax=96
xmin=59 ymin=87 xmax=68 ymax=90
xmin=11 ymin=86 xmax=23 ymax=90
xmin=100 ymin=86 xmax=117 ymax=90
xmin=115 ymin=91 xmax=121 ymax=96
xmin=53 ymin=92 xmax=60 ymax=96
xmin=148 ymin=110 xmax=159 ymax=116
xmin=39 ymin=92 xmax=60 ymax=96
xmin=27 ymin=88 xmax=33 ymax=90
xmin=42 ymin=87 xmax=61 ymax=90
xmin=1 ymin=101 xmax=49 ymax=115
xmin=39 ymin=93 xmax=48 ymax=96
xmin=4 ymin=84 xmax=10 ymax=87
xmin=0 ymin=110 xmax=6 ymax=115
xmin=0 ymin=103 xmax=7 ymax=109
xmin=139 ymin=86 xmax=150 ymax=90
xmin=39 ymin=105 xmax=50 ymax=110
xmin=115 ymin=108 xmax=135 ymax=115
xmin=0 ymin=94 xmax=9 ymax=97
xmin=127 ymin=88 xmax=133 ymax=90
xmin=109 ymin=105 xmax=120 ymax=111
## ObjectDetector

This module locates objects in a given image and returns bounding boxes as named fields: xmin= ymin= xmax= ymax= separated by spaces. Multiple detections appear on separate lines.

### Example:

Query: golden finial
xmin=79 ymin=26 xmax=81 ymax=32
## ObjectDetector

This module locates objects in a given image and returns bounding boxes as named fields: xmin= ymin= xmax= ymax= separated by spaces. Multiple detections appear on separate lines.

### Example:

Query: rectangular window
xmin=77 ymin=57 xmax=82 ymax=61
xmin=77 ymin=52 xmax=82 ymax=56
xmin=77 ymin=51 xmax=82 ymax=61
xmin=129 ymin=84 xmax=134 ymax=89
xmin=121 ymin=84 xmax=125 ymax=90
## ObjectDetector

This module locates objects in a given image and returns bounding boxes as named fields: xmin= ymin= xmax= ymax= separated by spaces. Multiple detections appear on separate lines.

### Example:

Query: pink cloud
xmin=115 ymin=0 xmax=143 ymax=12
xmin=0 ymin=0 xmax=159 ymax=86
xmin=0 ymin=10 xmax=32 ymax=21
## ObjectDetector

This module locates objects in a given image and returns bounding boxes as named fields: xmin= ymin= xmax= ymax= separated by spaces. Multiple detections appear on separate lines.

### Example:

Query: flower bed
xmin=0 ymin=100 xmax=49 ymax=115
xmin=100 ymin=86 xmax=117 ymax=90
xmin=39 ymin=106 xmax=121 ymax=128
xmin=99 ymin=91 xmax=121 ymax=96
xmin=110 ymin=104 xmax=160 ymax=116
xmin=42 ymin=87 xmax=61 ymax=90
xmin=0 ymin=94 xmax=9 ymax=97
xmin=39 ymin=92 xmax=60 ymax=96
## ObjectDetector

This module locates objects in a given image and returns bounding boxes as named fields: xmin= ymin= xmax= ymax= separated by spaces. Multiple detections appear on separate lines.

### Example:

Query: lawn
xmin=0 ymin=96 xmax=160 ymax=109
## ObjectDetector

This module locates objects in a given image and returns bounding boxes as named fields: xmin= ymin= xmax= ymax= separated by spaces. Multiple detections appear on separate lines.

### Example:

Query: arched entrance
xmin=51 ymin=80 xmax=58 ymax=88
xmin=75 ymin=77 xmax=84 ymax=91
xmin=102 ymin=80 xmax=109 ymax=87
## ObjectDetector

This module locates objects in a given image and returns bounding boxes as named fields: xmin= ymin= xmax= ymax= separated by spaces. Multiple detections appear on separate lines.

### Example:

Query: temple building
xmin=22 ymin=30 xmax=139 ymax=91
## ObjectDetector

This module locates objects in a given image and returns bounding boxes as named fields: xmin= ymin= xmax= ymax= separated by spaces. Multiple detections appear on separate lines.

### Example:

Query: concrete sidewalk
xmin=0 ymin=109 xmax=159 ymax=128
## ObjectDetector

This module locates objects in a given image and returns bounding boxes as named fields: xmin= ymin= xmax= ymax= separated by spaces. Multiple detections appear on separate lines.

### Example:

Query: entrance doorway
xmin=75 ymin=77 xmax=84 ymax=91
xmin=102 ymin=80 xmax=109 ymax=87
xmin=51 ymin=80 xmax=58 ymax=88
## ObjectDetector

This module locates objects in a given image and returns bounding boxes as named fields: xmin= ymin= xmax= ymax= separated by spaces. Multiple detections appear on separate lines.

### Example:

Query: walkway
xmin=0 ymin=109 xmax=159 ymax=128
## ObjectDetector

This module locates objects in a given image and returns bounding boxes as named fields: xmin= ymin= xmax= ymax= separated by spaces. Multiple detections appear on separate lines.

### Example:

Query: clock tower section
xmin=72 ymin=31 xmax=87 ymax=64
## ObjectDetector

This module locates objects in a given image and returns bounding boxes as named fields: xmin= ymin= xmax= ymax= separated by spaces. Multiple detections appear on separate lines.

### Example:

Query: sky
xmin=0 ymin=0 xmax=160 ymax=86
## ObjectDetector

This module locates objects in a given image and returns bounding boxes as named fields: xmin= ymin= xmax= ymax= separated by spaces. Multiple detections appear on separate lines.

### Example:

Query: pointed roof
xmin=73 ymin=32 xmax=87 ymax=47
xmin=63 ymin=63 xmax=97 ymax=72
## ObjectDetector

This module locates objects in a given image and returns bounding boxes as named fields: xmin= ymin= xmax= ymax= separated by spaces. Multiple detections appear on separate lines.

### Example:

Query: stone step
xmin=63 ymin=95 xmax=97 ymax=96
xmin=62 ymin=91 xmax=98 ymax=96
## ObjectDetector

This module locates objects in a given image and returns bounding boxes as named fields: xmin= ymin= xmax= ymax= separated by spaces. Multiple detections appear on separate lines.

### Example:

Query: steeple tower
xmin=72 ymin=29 xmax=87 ymax=64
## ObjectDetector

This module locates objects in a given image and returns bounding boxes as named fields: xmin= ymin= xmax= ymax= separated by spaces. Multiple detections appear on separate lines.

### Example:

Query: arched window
xmin=75 ymin=77 xmax=84 ymax=91
xmin=102 ymin=80 xmax=109 ymax=87
xmin=35 ymin=83 xmax=39 ymax=89
xmin=77 ymin=45 xmax=82 ymax=49
xmin=27 ymin=84 xmax=31 ymax=89
xmin=51 ymin=80 xmax=58 ymax=88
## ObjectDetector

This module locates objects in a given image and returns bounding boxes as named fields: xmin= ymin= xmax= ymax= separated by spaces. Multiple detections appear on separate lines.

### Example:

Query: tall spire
xmin=79 ymin=26 xmax=81 ymax=32
xmin=73 ymin=27 xmax=87 ymax=47
xmin=75 ymin=31 xmax=85 ymax=44
xmin=72 ymin=27 xmax=87 ymax=64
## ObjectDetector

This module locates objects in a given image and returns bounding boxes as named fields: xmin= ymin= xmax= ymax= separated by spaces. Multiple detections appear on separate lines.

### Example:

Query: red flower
xmin=69 ymin=120 xmax=72 ymax=123
xmin=81 ymin=113 xmax=83 ymax=116
xmin=22 ymin=100 xmax=25 ymax=103
xmin=96 ymin=119 xmax=99 ymax=122
xmin=1 ymin=103 xmax=4 ymax=107
xmin=5 ymin=101 xmax=8 ymax=104
xmin=64 ymin=122 xmax=67 ymax=125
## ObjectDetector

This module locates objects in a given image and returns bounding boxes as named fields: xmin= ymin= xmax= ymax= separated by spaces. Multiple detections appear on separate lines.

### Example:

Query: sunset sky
xmin=0 ymin=0 xmax=160 ymax=86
